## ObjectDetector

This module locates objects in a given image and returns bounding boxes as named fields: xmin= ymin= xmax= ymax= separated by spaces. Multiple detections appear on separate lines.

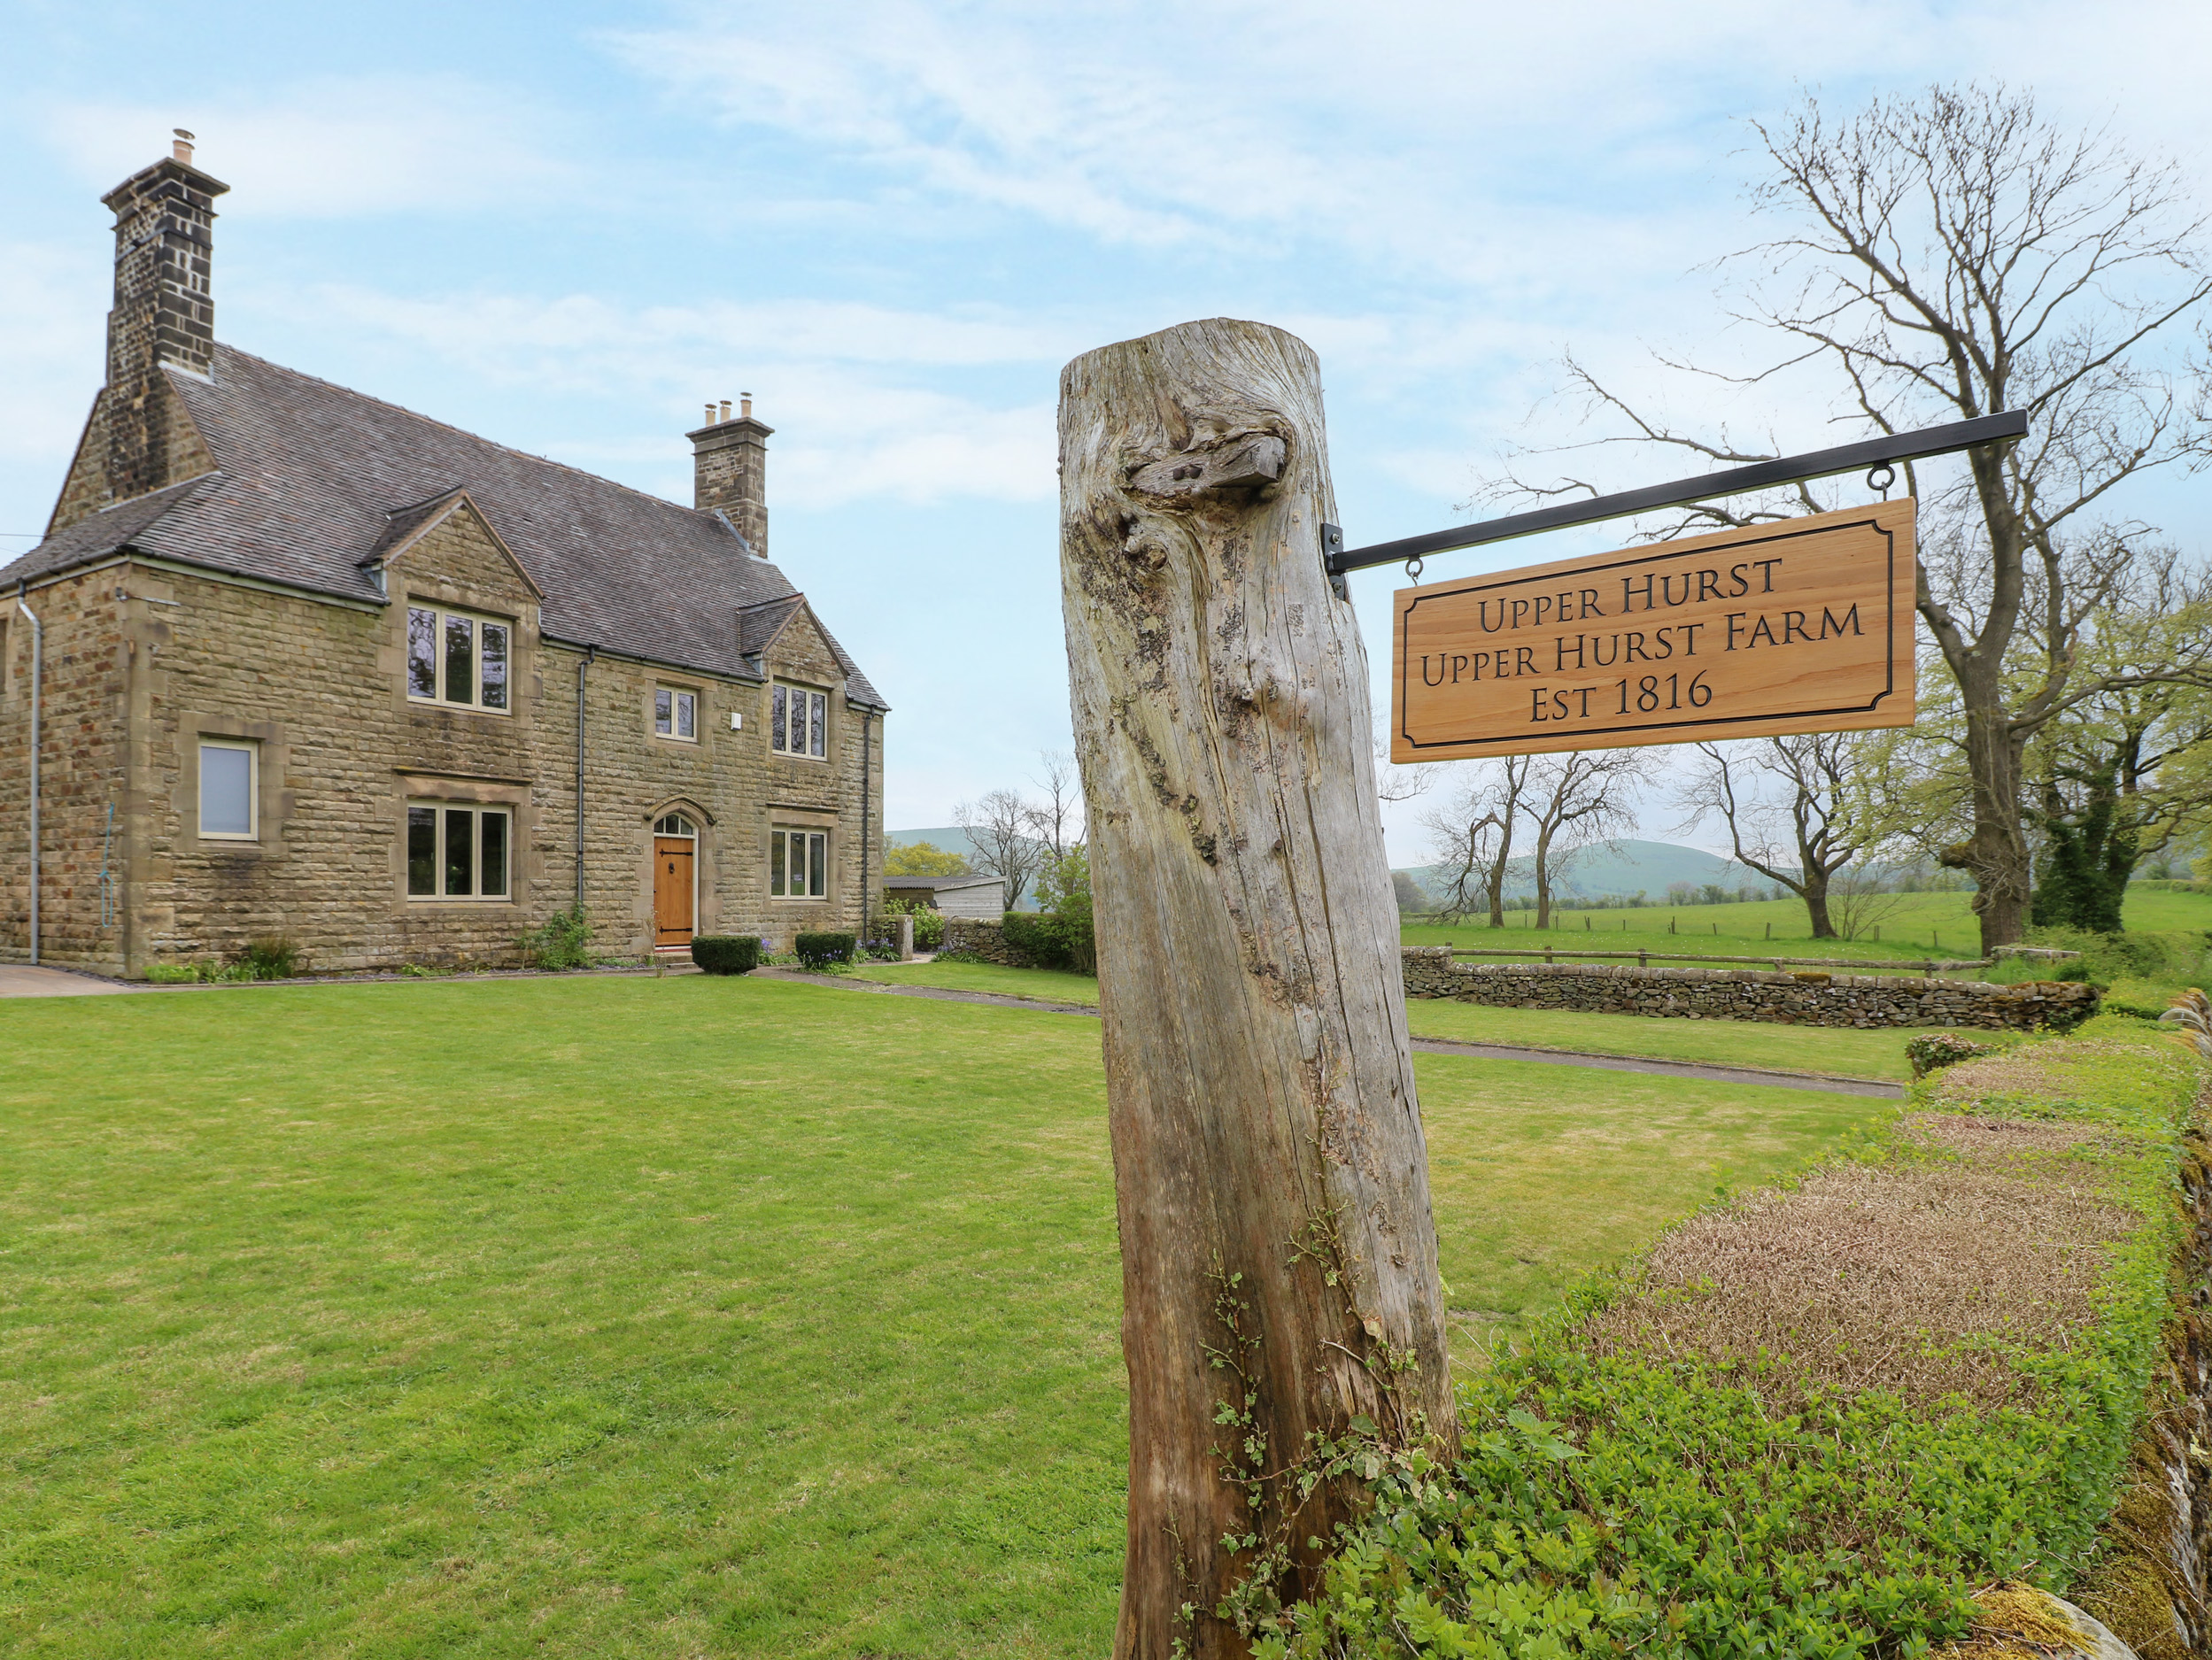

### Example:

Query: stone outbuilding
xmin=0 ymin=139 xmax=889 ymax=976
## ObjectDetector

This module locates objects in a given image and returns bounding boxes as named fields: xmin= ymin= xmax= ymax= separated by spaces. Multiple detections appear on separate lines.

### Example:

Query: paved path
xmin=0 ymin=965 xmax=141 ymax=998
xmin=758 ymin=969 xmax=1905 ymax=1099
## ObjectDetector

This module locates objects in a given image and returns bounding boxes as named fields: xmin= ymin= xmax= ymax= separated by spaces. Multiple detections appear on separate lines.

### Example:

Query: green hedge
xmin=690 ymin=936 xmax=762 ymax=976
xmin=998 ymin=909 xmax=1095 ymax=974
xmin=794 ymin=931 xmax=856 ymax=970
xmin=1264 ymin=1023 xmax=2205 ymax=1659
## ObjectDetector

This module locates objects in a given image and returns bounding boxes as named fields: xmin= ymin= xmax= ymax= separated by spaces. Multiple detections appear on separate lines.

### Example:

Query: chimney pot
xmin=703 ymin=402 xmax=715 ymax=426
xmin=172 ymin=128 xmax=196 ymax=165
xmin=741 ymin=394 xmax=753 ymax=420
xmin=720 ymin=399 xmax=731 ymax=422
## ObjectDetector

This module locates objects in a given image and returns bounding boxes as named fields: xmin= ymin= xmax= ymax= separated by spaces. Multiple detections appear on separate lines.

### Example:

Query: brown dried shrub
xmin=1582 ymin=1128 xmax=2136 ymax=1409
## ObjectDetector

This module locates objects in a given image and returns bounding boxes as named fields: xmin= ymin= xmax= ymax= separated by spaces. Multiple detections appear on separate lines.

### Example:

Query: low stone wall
xmin=941 ymin=916 xmax=1031 ymax=967
xmin=1402 ymin=947 xmax=2098 ymax=1031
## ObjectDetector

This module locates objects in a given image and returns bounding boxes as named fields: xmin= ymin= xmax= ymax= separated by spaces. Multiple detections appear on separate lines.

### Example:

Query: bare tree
xmin=1826 ymin=868 xmax=1910 ymax=943
xmin=1677 ymin=735 xmax=1886 ymax=938
xmin=954 ymin=788 xmax=1043 ymax=911
xmin=1526 ymin=750 xmax=1647 ymax=927
xmin=1024 ymin=750 xmax=1084 ymax=860
xmin=1419 ymin=756 xmax=1533 ymax=925
xmin=1488 ymin=85 xmax=2212 ymax=953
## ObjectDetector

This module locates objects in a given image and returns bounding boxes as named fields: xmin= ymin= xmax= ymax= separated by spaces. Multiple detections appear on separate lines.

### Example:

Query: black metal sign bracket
xmin=1322 ymin=410 xmax=2027 ymax=579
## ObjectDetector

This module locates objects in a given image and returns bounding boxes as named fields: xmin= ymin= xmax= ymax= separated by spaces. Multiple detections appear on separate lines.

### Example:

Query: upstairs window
xmin=654 ymin=686 xmax=698 ymax=741
xmin=771 ymin=683 xmax=827 ymax=759
xmin=407 ymin=605 xmax=510 ymax=712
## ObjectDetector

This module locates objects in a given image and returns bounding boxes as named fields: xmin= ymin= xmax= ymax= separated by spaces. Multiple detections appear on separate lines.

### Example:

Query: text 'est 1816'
xmin=1390 ymin=499 xmax=1917 ymax=761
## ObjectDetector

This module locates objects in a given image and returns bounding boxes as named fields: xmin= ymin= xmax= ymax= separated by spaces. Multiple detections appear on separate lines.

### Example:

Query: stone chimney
xmin=687 ymin=394 xmax=771 ymax=558
xmin=100 ymin=131 xmax=229 ymax=502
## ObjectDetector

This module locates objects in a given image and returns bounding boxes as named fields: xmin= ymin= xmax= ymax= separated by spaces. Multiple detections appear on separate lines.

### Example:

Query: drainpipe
xmin=575 ymin=645 xmax=596 ymax=912
xmin=15 ymin=583 xmax=40 ymax=965
xmin=859 ymin=708 xmax=873 ymax=944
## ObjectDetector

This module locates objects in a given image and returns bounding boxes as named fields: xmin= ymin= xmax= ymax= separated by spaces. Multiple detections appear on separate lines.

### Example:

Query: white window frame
xmin=405 ymin=801 xmax=514 ymax=902
xmin=769 ymin=826 xmax=829 ymax=899
xmin=198 ymin=737 xmax=259 ymax=841
xmin=405 ymin=603 xmax=514 ymax=714
xmin=654 ymin=685 xmax=700 ymax=743
xmin=770 ymin=682 xmax=829 ymax=760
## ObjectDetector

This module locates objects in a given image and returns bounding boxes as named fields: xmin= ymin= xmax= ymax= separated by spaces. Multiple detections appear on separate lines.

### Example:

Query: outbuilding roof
xmin=1 ymin=346 xmax=886 ymax=710
xmin=883 ymin=872 xmax=1003 ymax=891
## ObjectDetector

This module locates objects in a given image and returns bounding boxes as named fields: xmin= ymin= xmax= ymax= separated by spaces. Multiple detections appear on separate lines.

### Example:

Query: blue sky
xmin=4 ymin=0 xmax=2206 ymax=850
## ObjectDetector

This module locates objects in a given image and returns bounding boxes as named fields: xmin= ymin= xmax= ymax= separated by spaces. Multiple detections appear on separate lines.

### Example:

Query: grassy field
xmin=0 ymin=976 xmax=1885 ymax=1657
xmin=1399 ymin=884 xmax=2212 ymax=964
xmin=855 ymin=960 xmax=1914 ymax=1078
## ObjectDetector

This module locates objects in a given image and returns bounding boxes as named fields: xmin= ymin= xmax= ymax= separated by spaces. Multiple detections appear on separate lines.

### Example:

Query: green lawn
xmin=0 ymin=977 xmax=1889 ymax=1656
xmin=1401 ymin=1000 xmax=1918 ymax=1080
xmin=852 ymin=960 xmax=1100 ymax=1004
xmin=855 ymin=960 xmax=1911 ymax=1078
xmin=1399 ymin=884 xmax=2212 ymax=968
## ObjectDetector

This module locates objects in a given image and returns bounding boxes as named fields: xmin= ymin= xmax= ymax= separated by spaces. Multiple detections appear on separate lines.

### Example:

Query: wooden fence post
xmin=1058 ymin=318 xmax=1458 ymax=1656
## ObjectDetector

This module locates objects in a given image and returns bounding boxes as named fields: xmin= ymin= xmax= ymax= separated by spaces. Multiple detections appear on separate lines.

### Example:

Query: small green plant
xmin=518 ymin=906 xmax=593 ymax=971
xmin=690 ymin=936 xmax=762 ymax=976
xmin=793 ymin=931 xmax=856 ymax=970
xmin=143 ymin=963 xmax=200 ymax=984
xmin=879 ymin=894 xmax=946 ymax=950
xmin=398 ymin=963 xmax=440 ymax=978
xmin=1905 ymin=1031 xmax=1997 ymax=1077
xmin=237 ymin=938 xmax=305 ymax=980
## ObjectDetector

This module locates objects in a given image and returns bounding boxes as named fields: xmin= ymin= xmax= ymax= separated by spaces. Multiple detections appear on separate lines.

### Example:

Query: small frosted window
xmin=676 ymin=691 xmax=695 ymax=738
xmin=480 ymin=623 xmax=508 ymax=710
xmin=808 ymin=691 xmax=825 ymax=757
xmin=770 ymin=684 xmax=787 ymax=751
xmin=808 ymin=832 xmax=826 ymax=897
xmin=199 ymin=743 xmax=253 ymax=838
xmin=407 ymin=608 xmax=437 ymax=698
xmin=655 ymin=688 xmax=672 ymax=735
xmin=770 ymin=830 xmax=787 ymax=896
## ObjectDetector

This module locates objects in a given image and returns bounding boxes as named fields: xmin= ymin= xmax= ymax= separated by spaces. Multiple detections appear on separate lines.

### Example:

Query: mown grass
xmin=855 ymin=960 xmax=1914 ymax=1079
xmin=1398 ymin=883 xmax=2212 ymax=967
xmin=0 ymin=977 xmax=1888 ymax=1656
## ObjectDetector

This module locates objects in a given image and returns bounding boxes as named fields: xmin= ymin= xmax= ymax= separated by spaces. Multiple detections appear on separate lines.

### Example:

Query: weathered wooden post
xmin=1059 ymin=319 xmax=1457 ymax=1656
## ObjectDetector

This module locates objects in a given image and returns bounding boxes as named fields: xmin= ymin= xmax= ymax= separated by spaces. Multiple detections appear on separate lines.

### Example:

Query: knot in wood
xmin=1126 ymin=429 xmax=1288 ymax=502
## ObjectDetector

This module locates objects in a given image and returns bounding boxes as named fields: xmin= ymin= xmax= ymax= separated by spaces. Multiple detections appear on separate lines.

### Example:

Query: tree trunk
xmin=1059 ymin=318 xmax=1458 ymax=1659
xmin=1801 ymin=872 xmax=1835 ymax=938
xmin=1947 ymin=687 xmax=2032 ymax=954
xmin=1534 ymin=826 xmax=1555 ymax=929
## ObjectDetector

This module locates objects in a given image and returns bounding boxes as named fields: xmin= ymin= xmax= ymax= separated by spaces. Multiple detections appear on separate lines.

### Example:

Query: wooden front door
xmin=654 ymin=837 xmax=694 ymax=946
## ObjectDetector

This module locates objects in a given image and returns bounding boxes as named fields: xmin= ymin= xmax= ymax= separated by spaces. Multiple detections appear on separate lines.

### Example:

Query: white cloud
xmin=38 ymin=75 xmax=579 ymax=218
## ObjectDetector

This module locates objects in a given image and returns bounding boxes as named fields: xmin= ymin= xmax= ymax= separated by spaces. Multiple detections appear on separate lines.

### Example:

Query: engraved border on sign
xmin=1394 ymin=513 xmax=1904 ymax=751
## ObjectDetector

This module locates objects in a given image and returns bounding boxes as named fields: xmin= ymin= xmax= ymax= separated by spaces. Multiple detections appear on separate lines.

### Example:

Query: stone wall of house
xmin=0 ymin=564 xmax=133 ymax=973
xmin=1402 ymin=947 xmax=2097 ymax=1031
xmin=0 ymin=519 xmax=884 ymax=976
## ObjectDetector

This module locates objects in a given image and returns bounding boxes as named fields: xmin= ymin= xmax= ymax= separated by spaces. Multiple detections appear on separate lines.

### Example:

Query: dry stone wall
xmin=1402 ymin=947 xmax=2096 ymax=1031
xmin=941 ymin=915 xmax=1025 ymax=965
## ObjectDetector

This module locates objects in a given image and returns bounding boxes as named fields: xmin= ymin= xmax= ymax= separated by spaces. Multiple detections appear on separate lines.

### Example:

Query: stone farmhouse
xmin=0 ymin=138 xmax=888 ymax=977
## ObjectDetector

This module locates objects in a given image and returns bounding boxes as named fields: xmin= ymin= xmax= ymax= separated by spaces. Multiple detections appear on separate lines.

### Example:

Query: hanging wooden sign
xmin=1391 ymin=499 xmax=1916 ymax=761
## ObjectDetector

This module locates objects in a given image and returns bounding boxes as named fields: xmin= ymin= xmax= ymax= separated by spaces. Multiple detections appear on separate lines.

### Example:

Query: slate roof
xmin=884 ymin=872 xmax=1002 ymax=891
xmin=0 ymin=346 xmax=886 ymax=710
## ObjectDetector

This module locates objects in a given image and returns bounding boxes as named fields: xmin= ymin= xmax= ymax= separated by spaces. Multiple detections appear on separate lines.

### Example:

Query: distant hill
xmin=893 ymin=828 xmax=1758 ymax=914
xmin=1396 ymin=838 xmax=1763 ymax=905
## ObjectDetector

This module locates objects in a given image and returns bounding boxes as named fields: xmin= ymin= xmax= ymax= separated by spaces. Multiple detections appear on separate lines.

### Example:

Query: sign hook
xmin=1404 ymin=555 xmax=1425 ymax=583
xmin=1866 ymin=461 xmax=1896 ymax=499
